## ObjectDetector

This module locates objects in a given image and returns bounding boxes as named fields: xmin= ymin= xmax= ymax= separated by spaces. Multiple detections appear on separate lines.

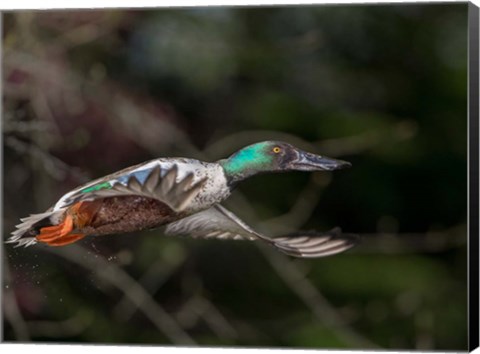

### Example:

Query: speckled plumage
xmin=79 ymin=196 xmax=186 ymax=236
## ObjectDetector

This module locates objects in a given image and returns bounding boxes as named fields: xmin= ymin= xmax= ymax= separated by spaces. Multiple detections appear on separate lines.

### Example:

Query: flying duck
xmin=8 ymin=141 xmax=358 ymax=258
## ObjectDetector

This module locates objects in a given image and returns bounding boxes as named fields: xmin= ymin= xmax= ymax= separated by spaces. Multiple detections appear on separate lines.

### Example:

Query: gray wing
xmin=61 ymin=165 xmax=207 ymax=213
xmin=165 ymin=205 xmax=358 ymax=258
xmin=165 ymin=205 xmax=259 ymax=241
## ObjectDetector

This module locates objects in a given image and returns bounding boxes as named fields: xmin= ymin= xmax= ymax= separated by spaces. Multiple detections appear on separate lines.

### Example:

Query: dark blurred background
xmin=2 ymin=3 xmax=468 ymax=350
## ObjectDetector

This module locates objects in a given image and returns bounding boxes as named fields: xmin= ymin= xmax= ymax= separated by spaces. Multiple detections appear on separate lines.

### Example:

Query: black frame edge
xmin=468 ymin=1 xmax=479 ymax=352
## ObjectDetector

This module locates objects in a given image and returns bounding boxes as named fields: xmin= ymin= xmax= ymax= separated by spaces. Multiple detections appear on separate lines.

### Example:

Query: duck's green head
xmin=220 ymin=141 xmax=351 ymax=184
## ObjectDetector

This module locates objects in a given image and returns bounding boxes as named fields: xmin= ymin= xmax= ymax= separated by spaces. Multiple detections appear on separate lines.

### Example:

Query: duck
xmin=8 ymin=141 xmax=358 ymax=258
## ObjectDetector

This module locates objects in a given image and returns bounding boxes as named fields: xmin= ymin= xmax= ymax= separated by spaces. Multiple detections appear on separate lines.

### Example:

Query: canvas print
xmin=2 ymin=3 xmax=474 ymax=351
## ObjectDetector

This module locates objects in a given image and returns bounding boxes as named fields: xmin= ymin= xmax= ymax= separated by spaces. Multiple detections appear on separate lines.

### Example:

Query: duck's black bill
xmin=291 ymin=150 xmax=351 ymax=171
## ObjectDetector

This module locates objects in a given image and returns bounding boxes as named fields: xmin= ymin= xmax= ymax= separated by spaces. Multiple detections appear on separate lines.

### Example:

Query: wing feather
xmin=60 ymin=164 xmax=207 ymax=213
xmin=165 ymin=205 xmax=258 ymax=241
xmin=165 ymin=205 xmax=358 ymax=258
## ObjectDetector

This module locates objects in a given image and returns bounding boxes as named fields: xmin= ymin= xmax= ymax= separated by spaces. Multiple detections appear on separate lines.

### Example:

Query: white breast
xmin=187 ymin=163 xmax=231 ymax=212
xmin=166 ymin=160 xmax=231 ymax=212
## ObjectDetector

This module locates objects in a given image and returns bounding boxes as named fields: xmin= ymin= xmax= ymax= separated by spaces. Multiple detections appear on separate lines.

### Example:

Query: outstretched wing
xmin=165 ymin=204 xmax=258 ymax=241
xmin=165 ymin=205 xmax=358 ymax=258
xmin=56 ymin=165 xmax=207 ymax=213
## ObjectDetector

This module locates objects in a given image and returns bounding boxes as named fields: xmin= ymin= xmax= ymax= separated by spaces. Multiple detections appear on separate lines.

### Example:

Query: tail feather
xmin=35 ymin=214 xmax=82 ymax=246
xmin=7 ymin=209 xmax=66 ymax=247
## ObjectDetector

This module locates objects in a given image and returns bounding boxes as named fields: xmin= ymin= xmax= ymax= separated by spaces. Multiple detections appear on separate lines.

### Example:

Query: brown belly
xmin=79 ymin=196 xmax=185 ymax=236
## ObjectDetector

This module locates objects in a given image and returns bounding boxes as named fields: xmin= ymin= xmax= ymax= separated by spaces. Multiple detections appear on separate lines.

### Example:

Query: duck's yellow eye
xmin=273 ymin=147 xmax=281 ymax=154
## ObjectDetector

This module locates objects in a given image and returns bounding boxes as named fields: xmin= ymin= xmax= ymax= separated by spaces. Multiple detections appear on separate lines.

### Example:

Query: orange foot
xmin=36 ymin=202 xmax=89 ymax=247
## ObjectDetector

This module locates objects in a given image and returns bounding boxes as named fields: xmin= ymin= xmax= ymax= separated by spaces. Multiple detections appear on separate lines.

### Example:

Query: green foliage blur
xmin=3 ymin=3 xmax=468 ymax=350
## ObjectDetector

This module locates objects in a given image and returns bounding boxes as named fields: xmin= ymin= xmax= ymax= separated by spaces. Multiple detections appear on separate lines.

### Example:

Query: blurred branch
xmin=113 ymin=256 xmax=185 ymax=322
xmin=354 ymin=224 xmax=467 ymax=254
xmin=259 ymin=246 xmax=380 ymax=349
xmin=5 ymin=136 xmax=90 ymax=183
xmin=315 ymin=120 xmax=418 ymax=157
xmin=260 ymin=173 xmax=331 ymax=233
xmin=55 ymin=20 xmax=118 ymax=49
xmin=4 ymin=49 xmax=197 ymax=158
xmin=2 ymin=252 xmax=31 ymax=341
xmin=100 ymin=90 xmax=199 ymax=157
xmin=226 ymin=192 xmax=380 ymax=348
xmin=26 ymin=311 xmax=93 ymax=338
xmin=3 ymin=119 xmax=49 ymax=135
xmin=175 ymin=294 xmax=238 ymax=341
xmin=199 ymin=297 xmax=238 ymax=341
xmin=43 ymin=245 xmax=196 ymax=345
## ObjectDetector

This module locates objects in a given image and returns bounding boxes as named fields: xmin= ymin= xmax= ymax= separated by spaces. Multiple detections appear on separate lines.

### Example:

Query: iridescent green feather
xmin=81 ymin=182 xmax=112 ymax=194
xmin=222 ymin=142 xmax=272 ymax=175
